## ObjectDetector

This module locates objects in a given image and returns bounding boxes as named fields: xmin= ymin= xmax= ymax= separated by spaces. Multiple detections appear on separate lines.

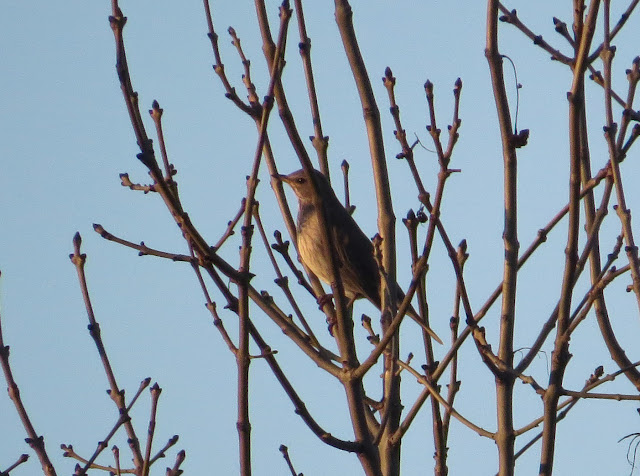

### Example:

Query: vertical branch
xmin=141 ymin=383 xmax=162 ymax=476
xmin=613 ymin=57 xmax=639 ymax=154
xmin=403 ymin=210 xmax=446 ymax=475
xmin=601 ymin=0 xmax=640 ymax=312
xmin=539 ymin=2 xmax=600 ymax=475
xmin=442 ymin=242 xmax=467 ymax=443
xmin=485 ymin=2 xmax=518 ymax=474
xmin=236 ymin=215 xmax=253 ymax=476
xmin=236 ymin=5 xmax=292 ymax=475
xmin=578 ymin=54 xmax=640 ymax=387
xmin=293 ymin=0 xmax=330 ymax=175
xmin=334 ymin=3 xmax=396 ymax=475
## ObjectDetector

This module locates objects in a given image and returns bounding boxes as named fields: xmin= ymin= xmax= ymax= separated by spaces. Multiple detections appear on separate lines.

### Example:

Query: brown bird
xmin=276 ymin=168 xmax=442 ymax=344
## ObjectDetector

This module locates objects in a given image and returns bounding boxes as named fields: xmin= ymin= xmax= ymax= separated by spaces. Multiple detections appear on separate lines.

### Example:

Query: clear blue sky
xmin=2 ymin=1 xmax=640 ymax=474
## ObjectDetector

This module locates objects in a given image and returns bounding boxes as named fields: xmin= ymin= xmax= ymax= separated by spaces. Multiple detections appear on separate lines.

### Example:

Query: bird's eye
xmin=296 ymin=178 xmax=306 ymax=184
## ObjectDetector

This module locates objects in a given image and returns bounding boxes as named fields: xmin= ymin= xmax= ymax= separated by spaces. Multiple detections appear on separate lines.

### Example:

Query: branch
xmin=1 ymin=454 xmax=29 ymax=475
xmin=601 ymin=1 xmax=640 ymax=314
xmin=394 ymin=361 xmax=494 ymax=440
xmin=236 ymin=4 xmax=293 ymax=472
xmin=293 ymin=0 xmax=329 ymax=174
xmin=0 ymin=297 xmax=57 ymax=476
xmin=92 ymin=224 xmax=341 ymax=371
xmin=62 ymin=377 xmax=155 ymax=474
xmin=486 ymin=1 xmax=522 ymax=472
xmin=498 ymin=5 xmax=573 ymax=64
xmin=540 ymin=3 xmax=602 ymax=472
xmin=69 ymin=232 xmax=144 ymax=472
xmin=203 ymin=0 xmax=257 ymax=116
xmin=588 ymin=0 xmax=640 ymax=63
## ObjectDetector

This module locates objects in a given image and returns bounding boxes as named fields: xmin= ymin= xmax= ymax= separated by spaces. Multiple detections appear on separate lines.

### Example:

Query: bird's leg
xmin=314 ymin=293 xmax=337 ymax=335
xmin=316 ymin=292 xmax=334 ymax=309
xmin=315 ymin=291 xmax=359 ymax=336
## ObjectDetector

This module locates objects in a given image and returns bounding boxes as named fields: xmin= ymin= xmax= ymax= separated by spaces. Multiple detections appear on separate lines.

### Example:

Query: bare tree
xmin=3 ymin=1 xmax=640 ymax=475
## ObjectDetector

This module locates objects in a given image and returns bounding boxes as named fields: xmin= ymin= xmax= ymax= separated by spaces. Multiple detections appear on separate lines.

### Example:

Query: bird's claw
xmin=315 ymin=293 xmax=337 ymax=335
xmin=316 ymin=293 xmax=334 ymax=309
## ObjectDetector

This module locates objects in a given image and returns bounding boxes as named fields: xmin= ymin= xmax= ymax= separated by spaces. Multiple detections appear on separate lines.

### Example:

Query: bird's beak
xmin=272 ymin=173 xmax=290 ymax=184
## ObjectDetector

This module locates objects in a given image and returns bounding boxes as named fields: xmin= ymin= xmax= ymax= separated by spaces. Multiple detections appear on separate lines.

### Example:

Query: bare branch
xmin=0 ymin=301 xmax=56 ymax=476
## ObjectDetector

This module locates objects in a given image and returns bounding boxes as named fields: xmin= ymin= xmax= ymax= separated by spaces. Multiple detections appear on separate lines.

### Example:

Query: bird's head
xmin=274 ymin=168 xmax=331 ymax=204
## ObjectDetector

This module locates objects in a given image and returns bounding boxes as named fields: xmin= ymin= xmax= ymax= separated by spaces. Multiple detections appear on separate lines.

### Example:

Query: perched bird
xmin=276 ymin=168 xmax=442 ymax=344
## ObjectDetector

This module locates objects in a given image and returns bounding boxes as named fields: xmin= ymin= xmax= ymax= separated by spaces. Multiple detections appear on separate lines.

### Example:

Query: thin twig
xmin=279 ymin=445 xmax=302 ymax=476
xmin=497 ymin=4 xmax=573 ymax=64
xmin=141 ymin=383 xmax=162 ymax=476
xmin=0 ymin=310 xmax=57 ymax=476
xmin=1 ymin=454 xmax=29 ymax=475
xmin=293 ymin=0 xmax=329 ymax=174
xmin=213 ymin=198 xmax=246 ymax=251
xmin=394 ymin=361 xmax=494 ymax=440
xmin=69 ymin=232 xmax=144 ymax=472
xmin=601 ymin=0 xmax=640 ymax=314
xmin=203 ymin=0 xmax=256 ymax=116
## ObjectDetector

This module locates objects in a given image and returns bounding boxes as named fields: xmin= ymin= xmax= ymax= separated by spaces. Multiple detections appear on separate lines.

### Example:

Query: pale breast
xmin=297 ymin=209 xmax=357 ymax=300
xmin=297 ymin=210 xmax=332 ymax=283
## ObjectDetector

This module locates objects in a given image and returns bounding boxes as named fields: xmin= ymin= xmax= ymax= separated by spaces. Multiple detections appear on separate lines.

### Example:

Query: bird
xmin=275 ymin=168 xmax=442 ymax=344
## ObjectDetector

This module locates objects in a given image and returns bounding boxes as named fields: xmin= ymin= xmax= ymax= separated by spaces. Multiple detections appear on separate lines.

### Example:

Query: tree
xmin=2 ymin=1 xmax=640 ymax=475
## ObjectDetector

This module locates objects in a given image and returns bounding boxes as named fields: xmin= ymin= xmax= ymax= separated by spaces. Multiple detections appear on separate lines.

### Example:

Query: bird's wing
xmin=328 ymin=202 xmax=381 ymax=306
xmin=327 ymin=196 xmax=443 ymax=344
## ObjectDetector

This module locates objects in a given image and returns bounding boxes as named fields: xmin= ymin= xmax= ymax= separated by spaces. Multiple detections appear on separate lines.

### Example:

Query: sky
xmin=2 ymin=1 xmax=640 ymax=475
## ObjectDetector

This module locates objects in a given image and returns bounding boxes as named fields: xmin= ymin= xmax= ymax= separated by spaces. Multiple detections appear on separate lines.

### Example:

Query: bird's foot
xmin=326 ymin=316 xmax=336 ymax=336
xmin=316 ymin=293 xmax=334 ymax=309
xmin=316 ymin=294 xmax=336 ymax=335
